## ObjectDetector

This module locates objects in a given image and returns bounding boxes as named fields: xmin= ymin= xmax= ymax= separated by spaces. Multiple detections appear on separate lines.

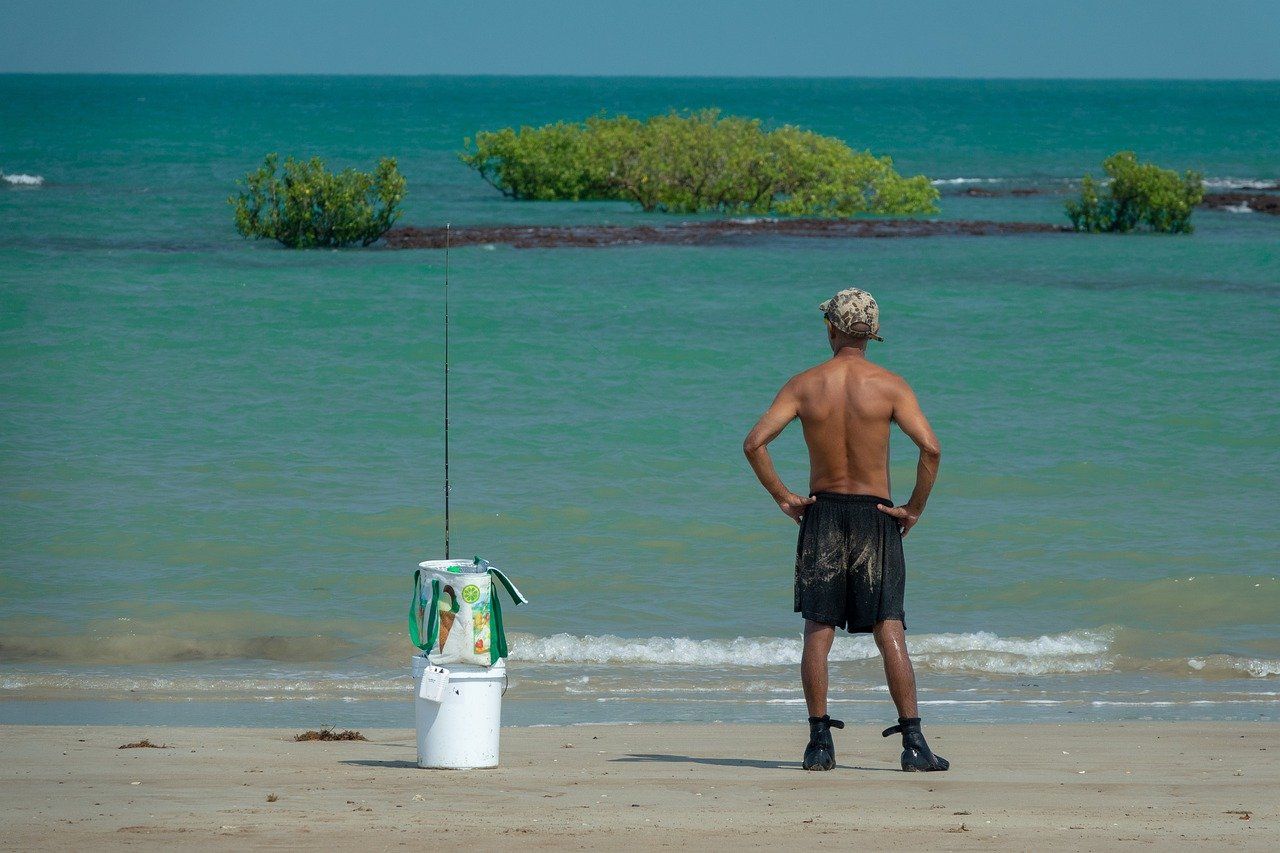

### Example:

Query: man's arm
xmin=743 ymin=380 xmax=816 ymax=524
xmin=877 ymin=380 xmax=941 ymax=538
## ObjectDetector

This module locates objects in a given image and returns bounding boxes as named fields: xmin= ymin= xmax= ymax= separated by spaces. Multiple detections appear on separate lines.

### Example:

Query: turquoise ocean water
xmin=2 ymin=77 xmax=1278 ymax=727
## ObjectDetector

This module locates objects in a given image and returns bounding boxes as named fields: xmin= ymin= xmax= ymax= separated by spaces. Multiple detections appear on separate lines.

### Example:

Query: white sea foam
xmin=930 ymin=177 xmax=1005 ymax=185
xmin=509 ymin=629 xmax=1115 ymax=675
xmin=919 ymin=652 xmax=1113 ymax=676
xmin=1178 ymin=654 xmax=1280 ymax=679
xmin=1234 ymin=657 xmax=1280 ymax=678
xmin=931 ymin=176 xmax=1278 ymax=191
xmin=1224 ymin=203 xmax=1252 ymax=214
xmin=1203 ymin=177 xmax=1279 ymax=189
xmin=3 ymin=173 xmax=44 ymax=186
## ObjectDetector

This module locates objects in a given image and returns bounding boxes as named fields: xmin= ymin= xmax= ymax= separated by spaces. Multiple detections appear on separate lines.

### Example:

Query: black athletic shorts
xmin=794 ymin=492 xmax=906 ymax=633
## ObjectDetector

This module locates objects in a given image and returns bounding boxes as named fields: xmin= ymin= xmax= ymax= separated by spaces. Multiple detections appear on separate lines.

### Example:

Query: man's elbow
xmin=743 ymin=430 xmax=768 ymax=457
xmin=920 ymin=440 xmax=941 ymax=461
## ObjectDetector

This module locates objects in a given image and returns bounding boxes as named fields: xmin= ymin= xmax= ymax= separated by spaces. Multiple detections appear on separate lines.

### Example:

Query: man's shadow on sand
xmin=339 ymin=756 xmax=898 ymax=772
xmin=612 ymin=754 xmax=897 ymax=772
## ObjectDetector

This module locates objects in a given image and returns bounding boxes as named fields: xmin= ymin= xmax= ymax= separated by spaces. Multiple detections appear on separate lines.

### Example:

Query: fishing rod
xmin=443 ymin=223 xmax=451 ymax=560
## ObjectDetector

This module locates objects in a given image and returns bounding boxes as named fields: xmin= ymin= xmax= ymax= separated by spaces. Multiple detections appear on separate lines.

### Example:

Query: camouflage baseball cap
xmin=819 ymin=288 xmax=883 ymax=341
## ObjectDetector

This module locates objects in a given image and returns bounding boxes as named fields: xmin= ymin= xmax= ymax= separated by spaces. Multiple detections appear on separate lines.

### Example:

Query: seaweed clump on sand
xmin=118 ymin=739 xmax=170 ymax=749
xmin=293 ymin=728 xmax=368 ymax=742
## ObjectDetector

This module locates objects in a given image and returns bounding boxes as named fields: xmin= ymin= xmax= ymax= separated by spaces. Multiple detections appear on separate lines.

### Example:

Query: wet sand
xmin=2 ymin=722 xmax=1274 ymax=850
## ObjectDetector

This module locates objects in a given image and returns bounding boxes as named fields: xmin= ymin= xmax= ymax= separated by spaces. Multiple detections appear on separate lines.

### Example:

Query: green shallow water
xmin=1 ymin=76 xmax=1278 ymax=724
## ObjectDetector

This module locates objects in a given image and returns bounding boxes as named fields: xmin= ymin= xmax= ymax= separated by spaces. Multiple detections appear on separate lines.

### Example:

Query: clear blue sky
xmin=3 ymin=0 xmax=1277 ymax=77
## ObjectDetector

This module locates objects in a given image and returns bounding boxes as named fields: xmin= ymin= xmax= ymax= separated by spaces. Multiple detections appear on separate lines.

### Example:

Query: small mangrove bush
xmin=1066 ymin=152 xmax=1203 ymax=234
xmin=460 ymin=110 xmax=938 ymax=217
xmin=230 ymin=154 xmax=406 ymax=248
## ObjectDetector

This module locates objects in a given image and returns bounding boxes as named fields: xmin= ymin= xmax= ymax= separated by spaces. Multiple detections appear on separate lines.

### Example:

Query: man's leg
xmin=872 ymin=618 xmax=918 ymax=718
xmin=800 ymin=619 xmax=842 ymax=770
xmin=801 ymin=619 xmax=836 ymax=716
xmin=873 ymin=618 xmax=948 ymax=771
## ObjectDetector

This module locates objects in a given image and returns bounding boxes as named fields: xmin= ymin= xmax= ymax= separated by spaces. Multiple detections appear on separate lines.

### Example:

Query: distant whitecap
xmin=930 ymin=177 xmax=1005 ymax=185
xmin=1203 ymin=177 xmax=1279 ymax=190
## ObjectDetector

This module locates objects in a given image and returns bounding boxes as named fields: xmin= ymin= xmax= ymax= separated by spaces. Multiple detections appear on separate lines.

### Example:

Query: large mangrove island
xmin=459 ymin=110 xmax=939 ymax=217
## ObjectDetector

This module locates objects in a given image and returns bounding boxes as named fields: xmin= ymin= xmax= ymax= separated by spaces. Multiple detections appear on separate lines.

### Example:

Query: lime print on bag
xmin=409 ymin=557 xmax=527 ymax=666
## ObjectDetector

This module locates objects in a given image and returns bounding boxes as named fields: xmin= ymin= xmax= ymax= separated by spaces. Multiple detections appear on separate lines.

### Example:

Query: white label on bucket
xmin=419 ymin=665 xmax=450 ymax=702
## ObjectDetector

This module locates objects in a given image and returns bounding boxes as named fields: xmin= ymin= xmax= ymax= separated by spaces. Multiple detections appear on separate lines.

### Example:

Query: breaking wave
xmin=1188 ymin=654 xmax=1280 ymax=678
xmin=929 ymin=176 xmax=1278 ymax=192
xmin=3 ymin=629 xmax=1275 ymax=682
xmin=1202 ymin=177 xmax=1279 ymax=190
xmin=930 ymin=177 xmax=1006 ymax=185
xmin=3 ymin=173 xmax=44 ymax=186
xmin=511 ymin=629 xmax=1115 ymax=675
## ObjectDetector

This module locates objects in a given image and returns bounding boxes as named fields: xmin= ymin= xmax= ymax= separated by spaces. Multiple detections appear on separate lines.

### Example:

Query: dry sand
xmin=2 ymin=722 xmax=1275 ymax=850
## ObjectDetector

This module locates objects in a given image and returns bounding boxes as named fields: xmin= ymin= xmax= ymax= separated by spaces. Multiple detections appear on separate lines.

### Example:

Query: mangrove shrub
xmin=460 ymin=110 xmax=938 ymax=216
xmin=1066 ymin=152 xmax=1203 ymax=234
xmin=230 ymin=154 xmax=406 ymax=248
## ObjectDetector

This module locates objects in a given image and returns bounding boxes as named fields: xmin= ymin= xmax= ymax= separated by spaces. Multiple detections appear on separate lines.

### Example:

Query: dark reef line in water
xmin=1200 ymin=192 xmax=1280 ymax=215
xmin=385 ymin=219 xmax=1069 ymax=250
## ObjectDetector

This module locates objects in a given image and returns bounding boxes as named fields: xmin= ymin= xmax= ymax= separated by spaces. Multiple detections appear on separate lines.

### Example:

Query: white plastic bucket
xmin=412 ymin=655 xmax=506 ymax=769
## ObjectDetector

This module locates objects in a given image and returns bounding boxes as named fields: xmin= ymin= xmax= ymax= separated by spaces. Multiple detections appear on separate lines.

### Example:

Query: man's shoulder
xmin=786 ymin=359 xmax=912 ymax=394
xmin=851 ymin=363 xmax=915 ymax=406
xmin=790 ymin=359 xmax=906 ymax=383
xmin=866 ymin=362 xmax=910 ymax=387
xmin=781 ymin=361 xmax=829 ymax=389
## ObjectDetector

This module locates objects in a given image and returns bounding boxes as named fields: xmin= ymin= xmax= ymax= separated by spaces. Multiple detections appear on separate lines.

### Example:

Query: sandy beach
xmin=2 ymin=722 xmax=1274 ymax=850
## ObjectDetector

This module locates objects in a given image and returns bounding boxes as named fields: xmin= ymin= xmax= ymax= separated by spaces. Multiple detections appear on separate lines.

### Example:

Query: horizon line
xmin=2 ymin=71 xmax=1278 ymax=82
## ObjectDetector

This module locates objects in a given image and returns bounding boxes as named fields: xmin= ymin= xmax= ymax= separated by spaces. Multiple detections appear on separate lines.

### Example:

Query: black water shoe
xmin=802 ymin=715 xmax=844 ymax=771
xmin=882 ymin=717 xmax=949 ymax=772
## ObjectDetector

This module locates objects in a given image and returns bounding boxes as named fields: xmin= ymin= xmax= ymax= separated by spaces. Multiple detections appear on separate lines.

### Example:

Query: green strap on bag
xmin=489 ymin=566 xmax=527 ymax=605
xmin=486 ymin=565 xmax=527 ymax=663
xmin=408 ymin=570 xmax=443 ymax=652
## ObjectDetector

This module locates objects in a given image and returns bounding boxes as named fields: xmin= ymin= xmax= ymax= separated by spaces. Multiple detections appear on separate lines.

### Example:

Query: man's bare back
xmin=743 ymin=347 xmax=938 ymax=534
xmin=794 ymin=352 xmax=901 ymax=497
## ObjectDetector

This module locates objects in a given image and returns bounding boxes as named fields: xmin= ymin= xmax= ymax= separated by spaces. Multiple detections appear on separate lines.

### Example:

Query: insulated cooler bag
xmin=409 ymin=558 xmax=527 ymax=666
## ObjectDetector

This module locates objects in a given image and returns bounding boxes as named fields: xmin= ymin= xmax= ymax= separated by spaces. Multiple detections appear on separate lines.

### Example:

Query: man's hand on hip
xmin=877 ymin=503 xmax=921 ymax=537
xmin=777 ymin=492 xmax=817 ymax=525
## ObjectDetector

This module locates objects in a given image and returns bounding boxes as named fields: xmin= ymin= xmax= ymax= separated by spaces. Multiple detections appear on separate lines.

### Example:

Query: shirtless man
xmin=743 ymin=288 xmax=949 ymax=772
